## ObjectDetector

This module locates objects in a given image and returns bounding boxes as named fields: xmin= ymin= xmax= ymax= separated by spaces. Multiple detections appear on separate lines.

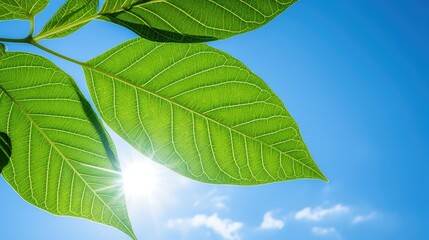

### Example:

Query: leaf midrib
xmin=0 ymin=82 xmax=135 ymax=238
xmin=84 ymin=59 xmax=326 ymax=181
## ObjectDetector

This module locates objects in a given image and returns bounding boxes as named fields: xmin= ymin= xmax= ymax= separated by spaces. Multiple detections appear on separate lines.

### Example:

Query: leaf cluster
xmin=0 ymin=0 xmax=326 ymax=239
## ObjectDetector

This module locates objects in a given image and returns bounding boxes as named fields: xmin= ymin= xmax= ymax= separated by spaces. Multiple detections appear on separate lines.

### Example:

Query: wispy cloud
xmin=295 ymin=204 xmax=349 ymax=221
xmin=167 ymin=213 xmax=243 ymax=240
xmin=312 ymin=227 xmax=341 ymax=239
xmin=194 ymin=189 xmax=229 ymax=210
xmin=211 ymin=195 xmax=229 ymax=210
xmin=260 ymin=211 xmax=285 ymax=230
xmin=352 ymin=212 xmax=377 ymax=224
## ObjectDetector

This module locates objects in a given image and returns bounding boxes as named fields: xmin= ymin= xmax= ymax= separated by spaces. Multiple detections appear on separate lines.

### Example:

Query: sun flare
xmin=121 ymin=157 xmax=161 ymax=200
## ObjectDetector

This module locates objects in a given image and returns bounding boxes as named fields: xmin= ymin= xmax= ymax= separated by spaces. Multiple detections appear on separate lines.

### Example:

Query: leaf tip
xmin=127 ymin=229 xmax=138 ymax=240
xmin=306 ymin=159 xmax=328 ymax=183
xmin=320 ymin=174 xmax=329 ymax=183
xmin=315 ymin=168 xmax=329 ymax=183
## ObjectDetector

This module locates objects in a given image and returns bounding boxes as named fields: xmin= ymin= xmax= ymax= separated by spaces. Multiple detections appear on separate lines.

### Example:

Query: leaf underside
xmin=100 ymin=0 xmax=298 ymax=42
xmin=0 ymin=1 xmax=329 ymax=239
xmin=84 ymin=38 xmax=327 ymax=185
xmin=0 ymin=52 xmax=135 ymax=239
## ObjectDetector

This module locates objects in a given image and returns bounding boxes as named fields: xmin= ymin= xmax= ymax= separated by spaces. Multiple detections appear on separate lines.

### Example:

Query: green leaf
xmin=0 ymin=132 xmax=12 ymax=173
xmin=83 ymin=38 xmax=327 ymax=185
xmin=100 ymin=0 xmax=141 ymax=12
xmin=38 ymin=0 xmax=99 ymax=39
xmin=99 ymin=0 xmax=297 ymax=42
xmin=0 ymin=0 xmax=49 ymax=20
xmin=0 ymin=52 xmax=136 ymax=239
xmin=0 ymin=43 xmax=5 ymax=58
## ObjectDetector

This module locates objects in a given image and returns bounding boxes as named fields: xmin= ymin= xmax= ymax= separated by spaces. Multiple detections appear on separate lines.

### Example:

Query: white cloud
xmin=212 ymin=195 xmax=229 ymax=210
xmin=312 ymin=227 xmax=337 ymax=235
xmin=194 ymin=189 xmax=229 ymax=210
xmin=167 ymin=213 xmax=243 ymax=240
xmin=295 ymin=204 xmax=349 ymax=221
xmin=260 ymin=211 xmax=285 ymax=230
xmin=352 ymin=212 xmax=377 ymax=224
xmin=312 ymin=227 xmax=341 ymax=239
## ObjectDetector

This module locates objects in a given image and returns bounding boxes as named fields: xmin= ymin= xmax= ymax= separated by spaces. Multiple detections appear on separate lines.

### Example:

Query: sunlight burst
xmin=122 ymin=157 xmax=161 ymax=200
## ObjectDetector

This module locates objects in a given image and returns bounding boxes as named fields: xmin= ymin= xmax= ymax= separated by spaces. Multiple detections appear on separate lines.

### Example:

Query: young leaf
xmin=0 ymin=52 xmax=136 ymax=239
xmin=38 ymin=0 xmax=99 ymax=39
xmin=0 ymin=0 xmax=49 ymax=20
xmin=99 ymin=0 xmax=297 ymax=42
xmin=0 ymin=132 xmax=12 ymax=173
xmin=83 ymin=38 xmax=327 ymax=185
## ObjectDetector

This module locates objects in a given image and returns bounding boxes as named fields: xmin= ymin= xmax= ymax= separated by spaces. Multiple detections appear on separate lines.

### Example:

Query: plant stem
xmin=0 ymin=38 xmax=87 ymax=68
xmin=29 ymin=40 xmax=86 ymax=66
xmin=28 ymin=16 xmax=35 ymax=38
xmin=0 ymin=37 xmax=30 ymax=43
xmin=0 ymin=18 xmax=34 ymax=43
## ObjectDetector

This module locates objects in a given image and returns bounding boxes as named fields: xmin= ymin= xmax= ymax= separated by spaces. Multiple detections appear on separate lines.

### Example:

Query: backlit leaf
xmin=0 ymin=0 xmax=49 ymax=20
xmin=100 ymin=0 xmax=297 ymax=42
xmin=0 ymin=52 xmax=136 ymax=239
xmin=37 ymin=0 xmax=98 ymax=39
xmin=83 ymin=38 xmax=327 ymax=185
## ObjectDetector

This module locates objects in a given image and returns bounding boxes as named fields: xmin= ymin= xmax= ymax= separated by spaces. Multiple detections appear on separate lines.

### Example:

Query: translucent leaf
xmin=99 ymin=0 xmax=297 ymax=42
xmin=83 ymin=38 xmax=327 ymax=185
xmin=0 ymin=52 xmax=136 ymax=239
xmin=0 ymin=0 xmax=49 ymax=20
xmin=37 ymin=0 xmax=98 ymax=39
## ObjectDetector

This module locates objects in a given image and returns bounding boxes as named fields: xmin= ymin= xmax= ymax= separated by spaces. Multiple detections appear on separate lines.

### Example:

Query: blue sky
xmin=1 ymin=0 xmax=428 ymax=239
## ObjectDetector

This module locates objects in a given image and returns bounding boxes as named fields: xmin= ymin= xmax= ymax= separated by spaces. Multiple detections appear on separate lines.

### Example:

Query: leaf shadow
xmin=102 ymin=15 xmax=218 ymax=43
xmin=76 ymin=93 xmax=121 ymax=171
xmin=0 ymin=132 xmax=12 ymax=174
